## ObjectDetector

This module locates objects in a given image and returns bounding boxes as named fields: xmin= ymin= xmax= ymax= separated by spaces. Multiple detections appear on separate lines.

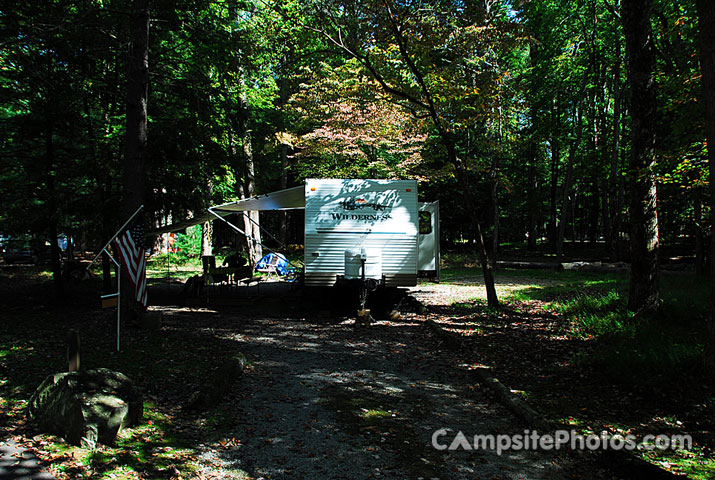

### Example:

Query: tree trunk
xmin=696 ymin=0 xmax=715 ymax=375
xmin=527 ymin=162 xmax=538 ymax=251
xmin=452 ymin=152 xmax=499 ymax=308
xmin=527 ymin=42 xmax=540 ymax=252
xmin=319 ymin=5 xmax=499 ymax=307
xmin=201 ymin=221 xmax=213 ymax=257
xmin=623 ymin=0 xmax=660 ymax=314
xmin=608 ymin=66 xmax=624 ymax=260
xmin=45 ymin=117 xmax=64 ymax=300
xmin=121 ymin=0 xmax=150 ymax=316
xmin=589 ymin=180 xmax=600 ymax=245
xmin=490 ymin=155 xmax=500 ymax=265
xmin=548 ymin=137 xmax=560 ymax=251
xmin=490 ymin=106 xmax=503 ymax=264
xmin=101 ymin=184 xmax=114 ymax=292
xmin=556 ymin=106 xmax=585 ymax=261
xmin=278 ymin=68 xmax=290 ymax=246
xmin=695 ymin=197 xmax=705 ymax=276
xmin=239 ymin=110 xmax=262 ymax=267
xmin=548 ymin=94 xmax=561 ymax=251
xmin=234 ymin=65 xmax=263 ymax=267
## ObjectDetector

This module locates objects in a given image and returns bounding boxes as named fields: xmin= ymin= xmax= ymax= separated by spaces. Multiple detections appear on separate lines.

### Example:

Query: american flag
xmin=114 ymin=222 xmax=148 ymax=308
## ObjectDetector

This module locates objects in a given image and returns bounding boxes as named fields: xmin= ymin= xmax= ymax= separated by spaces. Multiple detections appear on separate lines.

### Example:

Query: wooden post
xmin=67 ymin=330 xmax=80 ymax=372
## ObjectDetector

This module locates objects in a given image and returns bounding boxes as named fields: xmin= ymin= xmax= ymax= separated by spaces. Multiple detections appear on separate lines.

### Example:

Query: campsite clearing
xmin=1 ymin=264 xmax=712 ymax=479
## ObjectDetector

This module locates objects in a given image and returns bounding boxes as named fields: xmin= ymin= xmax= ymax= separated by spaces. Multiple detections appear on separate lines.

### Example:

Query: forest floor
xmin=410 ymin=263 xmax=714 ymax=479
xmin=0 ymin=259 xmax=712 ymax=479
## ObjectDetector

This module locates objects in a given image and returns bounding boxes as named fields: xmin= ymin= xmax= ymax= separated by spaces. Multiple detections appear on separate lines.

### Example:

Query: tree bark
xmin=278 ymin=66 xmax=290 ymax=246
xmin=234 ymin=64 xmax=263 ymax=267
xmin=452 ymin=152 xmax=499 ymax=308
xmin=121 ymin=0 xmax=150 ymax=315
xmin=383 ymin=6 xmax=499 ymax=307
xmin=490 ymin=155 xmax=500 ymax=265
xmin=548 ymin=136 xmax=560 ymax=251
xmin=622 ymin=0 xmax=660 ymax=314
xmin=201 ymin=221 xmax=213 ymax=257
xmin=696 ymin=0 xmax=715 ymax=376
xmin=527 ymin=42 xmax=539 ymax=252
xmin=238 ymin=100 xmax=262 ymax=267
xmin=123 ymin=0 xmax=149 ymax=221
xmin=101 ymin=186 xmax=114 ymax=293
xmin=45 ymin=116 xmax=64 ymax=300
xmin=608 ymin=74 xmax=624 ymax=260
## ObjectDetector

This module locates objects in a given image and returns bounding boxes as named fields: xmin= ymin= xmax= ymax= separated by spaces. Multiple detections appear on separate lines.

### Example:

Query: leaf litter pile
xmin=0 ymin=268 xmax=691 ymax=479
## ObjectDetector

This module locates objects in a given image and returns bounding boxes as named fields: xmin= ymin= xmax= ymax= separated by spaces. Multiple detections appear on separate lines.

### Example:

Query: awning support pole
xmin=208 ymin=208 xmax=303 ymax=270
xmin=86 ymin=204 xmax=144 ymax=352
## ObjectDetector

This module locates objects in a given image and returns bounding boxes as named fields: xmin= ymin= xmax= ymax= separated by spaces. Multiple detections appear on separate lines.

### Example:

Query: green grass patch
xmin=499 ymin=269 xmax=708 ymax=387
xmin=554 ymin=290 xmax=635 ymax=337
xmin=146 ymin=254 xmax=206 ymax=280
xmin=642 ymin=445 xmax=715 ymax=480
xmin=359 ymin=408 xmax=393 ymax=419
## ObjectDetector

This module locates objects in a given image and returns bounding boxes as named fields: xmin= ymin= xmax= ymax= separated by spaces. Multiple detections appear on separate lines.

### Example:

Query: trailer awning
xmin=211 ymin=185 xmax=305 ymax=213
xmin=148 ymin=185 xmax=306 ymax=235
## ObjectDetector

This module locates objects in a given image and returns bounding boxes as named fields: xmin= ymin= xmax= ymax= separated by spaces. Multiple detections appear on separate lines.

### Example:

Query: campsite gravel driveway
xmin=194 ymin=312 xmax=586 ymax=480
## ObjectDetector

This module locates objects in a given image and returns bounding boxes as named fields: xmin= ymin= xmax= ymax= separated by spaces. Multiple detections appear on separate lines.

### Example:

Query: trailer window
xmin=419 ymin=212 xmax=432 ymax=234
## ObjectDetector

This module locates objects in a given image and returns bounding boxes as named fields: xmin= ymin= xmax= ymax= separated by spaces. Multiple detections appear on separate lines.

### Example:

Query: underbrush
xmin=146 ymin=254 xmax=214 ymax=280
xmin=438 ymin=252 xmax=713 ymax=476
xmin=506 ymin=273 xmax=707 ymax=387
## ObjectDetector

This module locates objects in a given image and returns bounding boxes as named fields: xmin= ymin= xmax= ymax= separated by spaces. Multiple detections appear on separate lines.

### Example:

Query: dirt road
xmin=194 ymin=313 xmax=594 ymax=480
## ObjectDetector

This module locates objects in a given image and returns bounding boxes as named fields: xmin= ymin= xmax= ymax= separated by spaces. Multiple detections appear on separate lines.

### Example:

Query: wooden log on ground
xmin=471 ymin=367 xmax=551 ymax=431
xmin=559 ymin=261 xmax=630 ymax=273
xmin=424 ymin=319 xmax=463 ymax=349
xmin=496 ymin=261 xmax=561 ymax=270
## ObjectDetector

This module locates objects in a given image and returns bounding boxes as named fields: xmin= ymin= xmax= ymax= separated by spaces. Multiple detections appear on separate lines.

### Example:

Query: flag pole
xmin=87 ymin=204 xmax=145 ymax=270
xmin=89 ymin=204 xmax=144 ymax=352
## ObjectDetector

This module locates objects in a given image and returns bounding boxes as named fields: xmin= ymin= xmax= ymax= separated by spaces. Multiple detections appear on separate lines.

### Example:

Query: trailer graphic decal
xmin=329 ymin=213 xmax=392 ymax=221
xmin=341 ymin=198 xmax=392 ymax=211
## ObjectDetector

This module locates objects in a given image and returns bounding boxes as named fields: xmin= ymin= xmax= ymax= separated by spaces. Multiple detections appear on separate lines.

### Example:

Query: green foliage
xmin=501 ymin=267 xmax=707 ymax=387
xmin=0 ymin=0 xmax=709 ymax=267
xmin=554 ymin=290 xmax=636 ymax=337
xmin=173 ymin=225 xmax=202 ymax=258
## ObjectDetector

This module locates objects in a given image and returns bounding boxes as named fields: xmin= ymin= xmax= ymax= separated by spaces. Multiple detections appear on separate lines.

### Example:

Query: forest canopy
xmin=0 ymin=0 xmax=710 ymax=279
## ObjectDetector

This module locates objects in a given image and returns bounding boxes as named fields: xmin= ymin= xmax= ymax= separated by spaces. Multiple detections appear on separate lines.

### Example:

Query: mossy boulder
xmin=28 ymin=368 xmax=143 ymax=449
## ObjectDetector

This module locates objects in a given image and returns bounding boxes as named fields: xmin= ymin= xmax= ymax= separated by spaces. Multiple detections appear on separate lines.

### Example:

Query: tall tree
xmin=622 ymin=0 xmax=660 ymax=314
xmin=122 ymin=0 xmax=150 ymax=314
xmin=696 ymin=0 xmax=715 ymax=375
xmin=304 ymin=0 xmax=522 ymax=307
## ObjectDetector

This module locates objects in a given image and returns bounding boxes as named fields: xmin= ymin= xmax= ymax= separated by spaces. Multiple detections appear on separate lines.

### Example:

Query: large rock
xmin=188 ymin=353 xmax=247 ymax=410
xmin=28 ymin=368 xmax=143 ymax=449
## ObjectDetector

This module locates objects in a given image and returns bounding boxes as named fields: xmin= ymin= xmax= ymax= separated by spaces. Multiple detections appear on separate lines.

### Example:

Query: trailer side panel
xmin=304 ymin=179 xmax=418 ymax=287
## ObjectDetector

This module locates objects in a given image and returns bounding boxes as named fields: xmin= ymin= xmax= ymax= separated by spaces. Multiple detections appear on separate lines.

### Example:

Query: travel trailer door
xmin=418 ymin=201 xmax=440 ymax=281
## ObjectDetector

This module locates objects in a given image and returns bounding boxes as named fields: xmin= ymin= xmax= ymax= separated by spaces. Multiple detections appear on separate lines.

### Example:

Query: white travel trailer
xmin=155 ymin=179 xmax=440 ymax=287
